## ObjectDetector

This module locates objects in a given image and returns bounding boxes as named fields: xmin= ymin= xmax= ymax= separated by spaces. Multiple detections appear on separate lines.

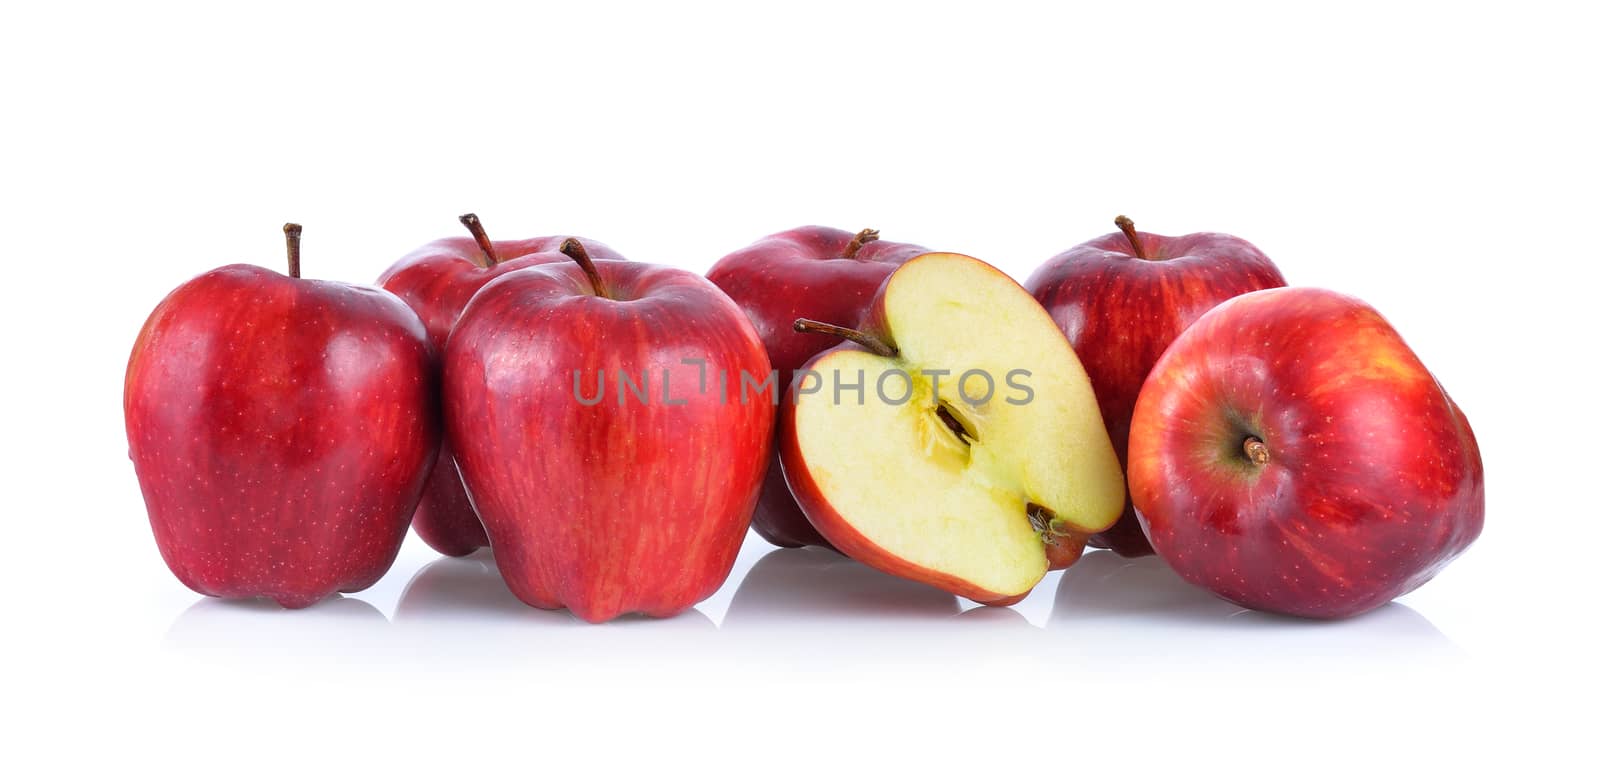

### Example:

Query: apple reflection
xmin=724 ymin=547 xmax=962 ymax=625
xmin=393 ymin=550 xmax=527 ymax=621
xmin=952 ymin=602 xmax=1034 ymax=626
xmin=392 ymin=550 xmax=715 ymax=667
xmin=165 ymin=594 xmax=391 ymax=670
xmin=721 ymin=547 xmax=1041 ymax=671
xmin=1048 ymin=551 xmax=1462 ymax=678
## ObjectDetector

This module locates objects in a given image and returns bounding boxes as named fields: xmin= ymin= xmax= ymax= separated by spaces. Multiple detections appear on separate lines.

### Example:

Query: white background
xmin=3 ymin=1 xmax=1595 ymax=760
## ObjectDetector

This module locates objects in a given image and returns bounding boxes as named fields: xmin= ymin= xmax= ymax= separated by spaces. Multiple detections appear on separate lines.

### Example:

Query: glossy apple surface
xmin=378 ymin=215 xmax=624 ymax=556
xmin=1026 ymin=216 xmax=1286 ymax=557
xmin=1128 ymin=286 xmax=1484 ymax=619
xmin=707 ymin=226 xmax=926 ymax=549
xmin=781 ymin=252 xmax=1124 ymax=604
xmin=125 ymin=226 xmax=439 ymax=608
xmin=444 ymin=243 xmax=773 ymax=622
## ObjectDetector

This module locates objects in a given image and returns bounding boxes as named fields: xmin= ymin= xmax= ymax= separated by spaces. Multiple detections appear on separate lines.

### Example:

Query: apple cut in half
xmin=779 ymin=252 xmax=1124 ymax=604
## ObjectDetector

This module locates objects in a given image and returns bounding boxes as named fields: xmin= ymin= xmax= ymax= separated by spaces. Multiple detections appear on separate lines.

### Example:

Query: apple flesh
xmin=378 ymin=214 xmax=624 ymax=557
xmin=1026 ymin=216 xmax=1286 ymax=557
xmin=444 ymin=241 xmax=774 ymax=622
xmin=707 ymin=226 xmax=927 ymax=549
xmin=781 ymin=252 xmax=1124 ymax=604
xmin=1128 ymin=286 xmax=1484 ymax=619
xmin=125 ymin=225 xmax=439 ymax=608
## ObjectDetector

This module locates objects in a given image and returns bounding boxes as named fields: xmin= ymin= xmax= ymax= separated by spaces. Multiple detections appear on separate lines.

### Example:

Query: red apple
xmin=706 ymin=226 xmax=927 ymax=549
xmin=125 ymin=224 xmax=440 ymax=608
xmin=378 ymin=214 xmax=624 ymax=557
xmin=444 ymin=240 xmax=773 ymax=622
xmin=1128 ymin=286 xmax=1484 ymax=619
xmin=1026 ymin=216 xmax=1286 ymax=557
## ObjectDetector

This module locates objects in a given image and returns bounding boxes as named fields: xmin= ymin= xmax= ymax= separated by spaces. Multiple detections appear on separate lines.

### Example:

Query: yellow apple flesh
xmin=781 ymin=252 xmax=1124 ymax=603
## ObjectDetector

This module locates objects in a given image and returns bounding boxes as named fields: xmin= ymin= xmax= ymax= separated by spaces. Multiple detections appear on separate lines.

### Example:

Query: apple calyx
xmin=791 ymin=318 xmax=896 ymax=357
xmin=1243 ymin=435 xmax=1271 ymax=465
xmin=1026 ymin=503 xmax=1081 ymax=553
xmin=282 ymin=223 xmax=303 ymax=278
xmin=458 ymin=213 xmax=500 ymax=265
xmin=1026 ymin=503 xmax=1068 ymax=535
xmin=558 ymin=238 xmax=611 ymax=299
xmin=1113 ymin=215 xmax=1150 ymax=260
xmin=840 ymin=228 xmax=881 ymax=259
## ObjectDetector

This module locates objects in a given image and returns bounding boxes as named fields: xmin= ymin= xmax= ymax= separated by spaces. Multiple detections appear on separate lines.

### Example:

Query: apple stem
xmin=792 ymin=318 xmax=897 ymax=357
xmin=841 ymin=228 xmax=881 ymax=259
xmin=283 ymin=223 xmax=303 ymax=278
xmin=458 ymin=213 xmax=499 ymax=265
xmin=1114 ymin=215 xmax=1149 ymax=260
xmin=1243 ymin=436 xmax=1271 ymax=465
xmin=559 ymin=238 xmax=611 ymax=299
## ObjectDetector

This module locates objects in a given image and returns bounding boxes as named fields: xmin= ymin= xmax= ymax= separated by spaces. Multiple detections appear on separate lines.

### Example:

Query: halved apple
xmin=779 ymin=252 xmax=1124 ymax=604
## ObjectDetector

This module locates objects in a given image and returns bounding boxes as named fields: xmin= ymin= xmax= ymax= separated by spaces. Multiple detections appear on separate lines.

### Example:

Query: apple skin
xmin=443 ymin=258 xmax=774 ymax=623
xmin=706 ymin=226 xmax=927 ymax=549
xmin=378 ymin=230 xmax=623 ymax=557
xmin=1127 ymin=286 xmax=1484 ymax=619
xmin=125 ymin=264 xmax=440 ymax=609
xmin=1026 ymin=219 xmax=1286 ymax=558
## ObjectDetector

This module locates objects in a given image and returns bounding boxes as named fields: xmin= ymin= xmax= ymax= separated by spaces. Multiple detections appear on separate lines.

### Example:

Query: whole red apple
xmin=1128 ymin=286 xmax=1484 ymax=619
xmin=1026 ymin=216 xmax=1286 ymax=557
xmin=444 ymin=240 xmax=774 ymax=622
xmin=125 ymin=224 xmax=440 ymax=608
xmin=378 ymin=214 xmax=624 ymax=557
xmin=706 ymin=226 xmax=927 ymax=549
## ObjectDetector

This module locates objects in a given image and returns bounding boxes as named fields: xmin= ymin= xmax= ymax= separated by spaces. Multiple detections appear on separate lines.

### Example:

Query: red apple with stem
xmin=1026 ymin=216 xmax=1286 ymax=557
xmin=378 ymin=214 xmax=624 ymax=557
xmin=125 ymin=224 xmax=440 ymax=608
xmin=1128 ymin=286 xmax=1484 ymax=619
xmin=444 ymin=240 xmax=774 ymax=622
xmin=706 ymin=226 xmax=927 ymax=549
